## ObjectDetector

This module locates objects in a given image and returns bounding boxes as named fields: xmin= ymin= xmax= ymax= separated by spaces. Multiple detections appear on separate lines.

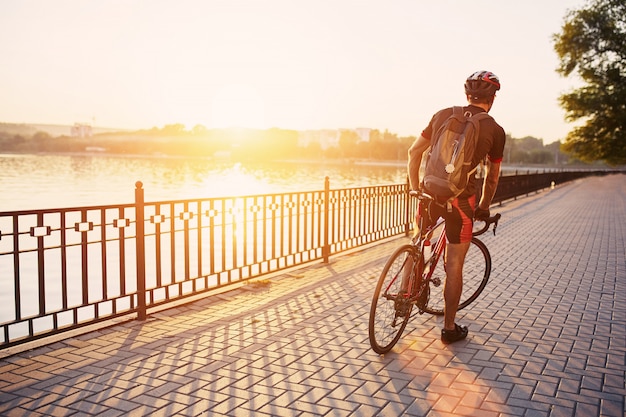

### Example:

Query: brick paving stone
xmin=1 ymin=174 xmax=625 ymax=416
xmin=404 ymin=400 xmax=432 ymax=416
xmin=549 ymin=405 xmax=576 ymax=417
xmin=431 ymin=394 xmax=461 ymax=412
xmin=523 ymin=410 xmax=550 ymax=417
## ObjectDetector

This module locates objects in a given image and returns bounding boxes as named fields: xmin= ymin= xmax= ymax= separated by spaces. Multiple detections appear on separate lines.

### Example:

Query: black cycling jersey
xmin=421 ymin=104 xmax=506 ymax=198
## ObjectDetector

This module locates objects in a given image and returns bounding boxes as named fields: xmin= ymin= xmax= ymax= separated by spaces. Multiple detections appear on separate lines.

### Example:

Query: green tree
xmin=367 ymin=129 xmax=389 ymax=159
xmin=161 ymin=124 xmax=188 ymax=136
xmin=553 ymin=0 xmax=626 ymax=165
xmin=304 ymin=141 xmax=323 ymax=159
xmin=545 ymin=141 xmax=571 ymax=164
xmin=338 ymin=130 xmax=360 ymax=158
xmin=527 ymin=149 xmax=555 ymax=164
xmin=191 ymin=124 xmax=209 ymax=136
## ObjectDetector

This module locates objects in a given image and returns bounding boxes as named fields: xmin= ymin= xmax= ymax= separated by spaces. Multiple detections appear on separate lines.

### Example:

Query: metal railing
xmin=0 ymin=169 xmax=617 ymax=349
xmin=0 ymin=178 xmax=413 ymax=348
xmin=492 ymin=169 xmax=611 ymax=203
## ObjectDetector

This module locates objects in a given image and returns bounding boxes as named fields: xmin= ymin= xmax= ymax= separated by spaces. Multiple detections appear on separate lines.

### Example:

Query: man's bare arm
xmin=479 ymin=160 xmax=501 ymax=209
xmin=407 ymin=135 xmax=430 ymax=190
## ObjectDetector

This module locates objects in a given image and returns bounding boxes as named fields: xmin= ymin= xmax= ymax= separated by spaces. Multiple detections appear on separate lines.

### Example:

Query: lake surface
xmin=1 ymin=153 xmax=408 ymax=211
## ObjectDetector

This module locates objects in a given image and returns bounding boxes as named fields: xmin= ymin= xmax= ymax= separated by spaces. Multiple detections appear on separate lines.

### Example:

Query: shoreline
xmin=0 ymin=151 xmax=606 ymax=172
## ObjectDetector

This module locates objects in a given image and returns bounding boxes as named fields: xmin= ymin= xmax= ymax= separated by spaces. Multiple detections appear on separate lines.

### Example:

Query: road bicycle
xmin=368 ymin=190 xmax=501 ymax=354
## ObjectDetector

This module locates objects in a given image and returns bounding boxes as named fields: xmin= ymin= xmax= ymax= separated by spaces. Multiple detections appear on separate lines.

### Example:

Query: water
xmin=0 ymin=153 xmax=408 ymax=211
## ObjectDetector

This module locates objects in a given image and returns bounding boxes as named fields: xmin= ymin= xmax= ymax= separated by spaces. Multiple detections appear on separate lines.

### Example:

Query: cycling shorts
xmin=420 ymin=195 xmax=476 ymax=244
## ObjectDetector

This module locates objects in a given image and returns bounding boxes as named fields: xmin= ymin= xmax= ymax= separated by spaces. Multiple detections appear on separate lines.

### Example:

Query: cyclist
xmin=407 ymin=70 xmax=506 ymax=344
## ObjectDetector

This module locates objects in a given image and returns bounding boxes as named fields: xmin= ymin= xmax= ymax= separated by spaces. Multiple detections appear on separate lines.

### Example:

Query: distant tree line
xmin=0 ymin=122 xmax=583 ymax=166
xmin=503 ymin=135 xmax=567 ymax=165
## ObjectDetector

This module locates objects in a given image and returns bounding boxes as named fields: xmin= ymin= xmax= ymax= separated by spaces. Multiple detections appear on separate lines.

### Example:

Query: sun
xmin=210 ymin=84 xmax=266 ymax=129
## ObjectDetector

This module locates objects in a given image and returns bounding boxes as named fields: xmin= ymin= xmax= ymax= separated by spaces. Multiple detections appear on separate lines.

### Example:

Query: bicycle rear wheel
xmin=369 ymin=244 xmax=417 ymax=354
xmin=424 ymin=237 xmax=491 ymax=315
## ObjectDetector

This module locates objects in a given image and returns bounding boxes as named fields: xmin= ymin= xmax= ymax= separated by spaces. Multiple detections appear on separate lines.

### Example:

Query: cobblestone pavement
xmin=0 ymin=174 xmax=625 ymax=417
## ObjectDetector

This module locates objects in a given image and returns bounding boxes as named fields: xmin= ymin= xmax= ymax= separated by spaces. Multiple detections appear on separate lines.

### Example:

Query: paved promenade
xmin=1 ymin=174 xmax=625 ymax=417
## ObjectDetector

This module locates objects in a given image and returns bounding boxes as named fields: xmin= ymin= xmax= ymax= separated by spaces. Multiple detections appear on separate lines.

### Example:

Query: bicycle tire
xmin=423 ymin=237 xmax=491 ymax=315
xmin=369 ymin=244 xmax=417 ymax=354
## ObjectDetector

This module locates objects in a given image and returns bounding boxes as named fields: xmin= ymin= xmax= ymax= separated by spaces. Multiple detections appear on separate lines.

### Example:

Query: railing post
xmin=322 ymin=176 xmax=330 ymax=263
xmin=405 ymin=176 xmax=412 ymax=237
xmin=135 ymin=181 xmax=147 ymax=321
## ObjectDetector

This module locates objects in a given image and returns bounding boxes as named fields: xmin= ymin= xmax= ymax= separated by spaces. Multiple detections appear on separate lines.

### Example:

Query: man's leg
xmin=441 ymin=195 xmax=474 ymax=343
xmin=443 ymin=241 xmax=470 ymax=330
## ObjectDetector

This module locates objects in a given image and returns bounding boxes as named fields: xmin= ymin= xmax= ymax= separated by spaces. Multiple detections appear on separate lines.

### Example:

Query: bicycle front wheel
xmin=424 ymin=237 xmax=491 ymax=315
xmin=369 ymin=244 xmax=417 ymax=354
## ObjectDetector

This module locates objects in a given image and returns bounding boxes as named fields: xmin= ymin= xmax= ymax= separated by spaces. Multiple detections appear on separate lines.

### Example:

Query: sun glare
xmin=210 ymin=84 xmax=266 ymax=129
xmin=199 ymin=163 xmax=274 ymax=197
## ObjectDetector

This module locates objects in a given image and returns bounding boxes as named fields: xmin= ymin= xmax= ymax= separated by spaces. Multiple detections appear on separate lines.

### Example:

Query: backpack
xmin=423 ymin=106 xmax=491 ymax=207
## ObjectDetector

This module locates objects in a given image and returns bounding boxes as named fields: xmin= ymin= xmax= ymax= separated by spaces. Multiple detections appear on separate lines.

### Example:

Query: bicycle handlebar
xmin=409 ymin=190 xmax=430 ymax=199
xmin=409 ymin=190 xmax=501 ymax=236
xmin=472 ymin=213 xmax=501 ymax=236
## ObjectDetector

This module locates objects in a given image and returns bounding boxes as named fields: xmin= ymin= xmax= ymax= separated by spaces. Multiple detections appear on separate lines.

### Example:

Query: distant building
xmin=354 ymin=128 xmax=371 ymax=143
xmin=298 ymin=129 xmax=341 ymax=150
xmin=298 ymin=128 xmax=371 ymax=150
xmin=71 ymin=123 xmax=93 ymax=138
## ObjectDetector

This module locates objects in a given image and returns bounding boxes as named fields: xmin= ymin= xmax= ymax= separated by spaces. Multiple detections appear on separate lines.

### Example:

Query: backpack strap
xmin=468 ymin=110 xmax=492 ymax=122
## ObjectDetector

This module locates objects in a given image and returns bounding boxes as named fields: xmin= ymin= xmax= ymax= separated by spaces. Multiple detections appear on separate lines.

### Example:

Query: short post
xmin=135 ymin=181 xmax=147 ymax=321
xmin=322 ymin=176 xmax=330 ymax=263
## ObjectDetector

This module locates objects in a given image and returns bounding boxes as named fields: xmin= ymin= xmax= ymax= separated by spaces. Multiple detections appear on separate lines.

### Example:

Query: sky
xmin=0 ymin=0 xmax=587 ymax=144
